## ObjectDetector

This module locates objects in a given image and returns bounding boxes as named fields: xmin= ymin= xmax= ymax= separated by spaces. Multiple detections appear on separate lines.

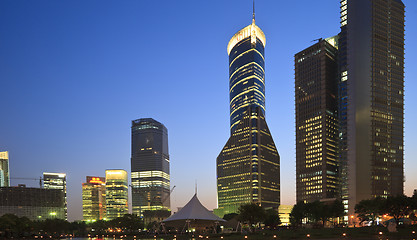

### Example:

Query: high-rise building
xmin=43 ymin=172 xmax=67 ymax=220
xmin=294 ymin=37 xmax=339 ymax=203
xmin=216 ymin=12 xmax=280 ymax=216
xmin=0 ymin=185 xmax=65 ymax=220
xmin=105 ymin=169 xmax=128 ymax=220
xmin=338 ymin=0 xmax=405 ymax=218
xmin=131 ymin=118 xmax=170 ymax=216
xmin=0 ymin=151 xmax=10 ymax=187
xmin=295 ymin=0 xmax=405 ymax=220
xmin=82 ymin=176 xmax=106 ymax=221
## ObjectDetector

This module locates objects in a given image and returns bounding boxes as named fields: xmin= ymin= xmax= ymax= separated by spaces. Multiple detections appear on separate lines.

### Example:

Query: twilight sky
xmin=0 ymin=1 xmax=416 ymax=221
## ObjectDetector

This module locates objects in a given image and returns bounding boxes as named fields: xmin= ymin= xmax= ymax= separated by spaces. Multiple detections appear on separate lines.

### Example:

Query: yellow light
xmin=227 ymin=24 xmax=266 ymax=55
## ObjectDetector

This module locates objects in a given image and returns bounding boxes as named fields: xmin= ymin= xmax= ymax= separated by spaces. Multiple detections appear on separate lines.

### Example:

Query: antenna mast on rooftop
xmin=252 ymin=0 xmax=255 ymax=22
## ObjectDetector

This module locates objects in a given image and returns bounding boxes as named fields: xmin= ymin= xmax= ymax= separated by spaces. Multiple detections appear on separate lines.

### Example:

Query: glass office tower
xmin=43 ymin=172 xmax=67 ymax=220
xmin=294 ymin=1 xmax=405 ymax=222
xmin=105 ymin=169 xmax=128 ymax=220
xmin=228 ymin=18 xmax=266 ymax=134
xmin=0 ymin=186 xmax=65 ymax=220
xmin=82 ymin=176 xmax=106 ymax=221
xmin=338 ymin=0 xmax=405 ymax=218
xmin=217 ymin=15 xmax=280 ymax=216
xmin=0 ymin=151 xmax=9 ymax=187
xmin=131 ymin=118 xmax=170 ymax=216
xmin=295 ymin=38 xmax=339 ymax=203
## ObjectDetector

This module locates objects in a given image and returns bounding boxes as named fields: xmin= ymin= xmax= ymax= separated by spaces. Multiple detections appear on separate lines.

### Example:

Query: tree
xmin=355 ymin=197 xmax=385 ymax=225
xmin=263 ymin=209 xmax=281 ymax=229
xmin=290 ymin=201 xmax=306 ymax=227
xmin=223 ymin=213 xmax=238 ymax=221
xmin=329 ymin=200 xmax=345 ymax=219
xmin=385 ymin=195 xmax=413 ymax=225
xmin=109 ymin=214 xmax=144 ymax=232
xmin=237 ymin=203 xmax=266 ymax=230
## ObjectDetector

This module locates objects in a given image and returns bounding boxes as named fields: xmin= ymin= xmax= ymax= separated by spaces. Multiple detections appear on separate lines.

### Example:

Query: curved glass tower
xmin=228 ymin=19 xmax=266 ymax=133
xmin=217 ymin=14 xmax=280 ymax=217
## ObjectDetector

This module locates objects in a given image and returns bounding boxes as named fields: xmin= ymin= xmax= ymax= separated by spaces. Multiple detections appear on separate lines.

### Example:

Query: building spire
xmin=252 ymin=0 xmax=255 ymax=23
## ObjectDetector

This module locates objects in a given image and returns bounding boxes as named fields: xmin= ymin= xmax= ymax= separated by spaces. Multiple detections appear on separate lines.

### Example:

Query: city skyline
xmin=1 ymin=1 xmax=416 ymax=221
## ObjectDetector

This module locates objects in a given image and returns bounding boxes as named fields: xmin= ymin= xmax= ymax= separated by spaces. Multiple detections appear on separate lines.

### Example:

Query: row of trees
xmin=355 ymin=194 xmax=417 ymax=225
xmin=223 ymin=203 xmax=281 ymax=231
xmin=289 ymin=200 xmax=344 ymax=227
xmin=0 ymin=213 xmax=144 ymax=238
xmin=0 ymin=214 xmax=87 ymax=238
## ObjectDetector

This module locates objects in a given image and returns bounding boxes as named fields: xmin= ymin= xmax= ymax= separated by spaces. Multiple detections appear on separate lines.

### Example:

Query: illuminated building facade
xmin=227 ymin=18 xmax=266 ymax=134
xmin=295 ymin=38 xmax=339 ymax=203
xmin=43 ymin=172 xmax=67 ymax=220
xmin=217 ymin=14 xmax=280 ymax=216
xmin=105 ymin=169 xmax=128 ymax=220
xmin=0 ymin=186 xmax=65 ymax=220
xmin=131 ymin=118 xmax=170 ymax=216
xmin=82 ymin=176 xmax=106 ymax=221
xmin=338 ymin=0 xmax=405 ymax=218
xmin=295 ymin=0 xmax=405 ymax=221
xmin=0 ymin=151 xmax=10 ymax=187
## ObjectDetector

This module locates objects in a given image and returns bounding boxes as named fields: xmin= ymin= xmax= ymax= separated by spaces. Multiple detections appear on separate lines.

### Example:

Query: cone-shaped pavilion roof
xmin=163 ymin=194 xmax=225 ymax=222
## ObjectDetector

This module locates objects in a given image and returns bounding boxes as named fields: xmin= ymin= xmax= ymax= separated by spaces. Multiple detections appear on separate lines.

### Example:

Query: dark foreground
xmin=56 ymin=226 xmax=417 ymax=240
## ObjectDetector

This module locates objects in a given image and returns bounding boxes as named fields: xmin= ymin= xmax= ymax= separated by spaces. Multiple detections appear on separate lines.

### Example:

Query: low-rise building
xmin=0 ymin=185 xmax=65 ymax=220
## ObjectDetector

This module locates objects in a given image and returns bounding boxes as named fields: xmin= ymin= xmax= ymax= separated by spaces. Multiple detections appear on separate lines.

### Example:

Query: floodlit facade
xmin=131 ymin=118 xmax=170 ymax=216
xmin=105 ymin=169 xmax=128 ymax=220
xmin=0 ymin=151 xmax=10 ymax=187
xmin=82 ymin=176 xmax=106 ymax=221
xmin=295 ymin=38 xmax=339 ymax=203
xmin=0 ymin=186 xmax=65 ymax=220
xmin=338 ymin=0 xmax=405 ymax=218
xmin=217 ymin=14 xmax=280 ymax=216
xmin=43 ymin=172 xmax=67 ymax=220
xmin=278 ymin=205 xmax=294 ymax=226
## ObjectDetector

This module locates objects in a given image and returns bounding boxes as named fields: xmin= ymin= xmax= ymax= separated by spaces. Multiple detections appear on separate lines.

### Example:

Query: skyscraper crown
xmin=227 ymin=21 xmax=265 ymax=55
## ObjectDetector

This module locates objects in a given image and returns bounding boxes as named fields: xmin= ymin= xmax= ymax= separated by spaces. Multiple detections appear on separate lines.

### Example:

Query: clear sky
xmin=0 ymin=1 xmax=416 ymax=222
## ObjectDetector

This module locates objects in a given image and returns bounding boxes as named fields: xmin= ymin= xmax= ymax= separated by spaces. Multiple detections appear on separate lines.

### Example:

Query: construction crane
xmin=10 ymin=177 xmax=43 ymax=188
xmin=311 ymin=38 xmax=323 ymax=43
xmin=161 ymin=185 xmax=175 ymax=205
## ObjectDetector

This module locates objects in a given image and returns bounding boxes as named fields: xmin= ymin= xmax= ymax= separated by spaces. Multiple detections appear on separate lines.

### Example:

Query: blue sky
xmin=1 ymin=1 xmax=416 ymax=221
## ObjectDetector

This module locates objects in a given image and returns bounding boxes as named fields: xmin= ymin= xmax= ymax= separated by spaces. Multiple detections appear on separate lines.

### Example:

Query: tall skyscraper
xmin=105 ymin=169 xmax=128 ymax=220
xmin=0 ymin=151 xmax=10 ymax=187
xmin=338 ymin=0 xmax=405 ymax=218
xmin=295 ymin=0 xmax=405 ymax=220
xmin=294 ymin=37 xmax=339 ymax=203
xmin=216 ymin=12 xmax=280 ymax=216
xmin=43 ymin=172 xmax=67 ymax=220
xmin=82 ymin=176 xmax=106 ymax=221
xmin=131 ymin=118 xmax=170 ymax=216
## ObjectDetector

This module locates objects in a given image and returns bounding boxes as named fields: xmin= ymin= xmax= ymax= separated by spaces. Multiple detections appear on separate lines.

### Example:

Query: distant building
xmin=105 ymin=169 xmax=128 ymax=220
xmin=278 ymin=205 xmax=293 ymax=226
xmin=0 ymin=185 xmax=65 ymax=220
xmin=131 ymin=118 xmax=170 ymax=216
xmin=82 ymin=176 xmax=106 ymax=221
xmin=217 ymin=12 xmax=280 ymax=216
xmin=43 ymin=172 xmax=67 ymax=220
xmin=295 ymin=37 xmax=339 ymax=203
xmin=0 ymin=151 xmax=10 ymax=187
